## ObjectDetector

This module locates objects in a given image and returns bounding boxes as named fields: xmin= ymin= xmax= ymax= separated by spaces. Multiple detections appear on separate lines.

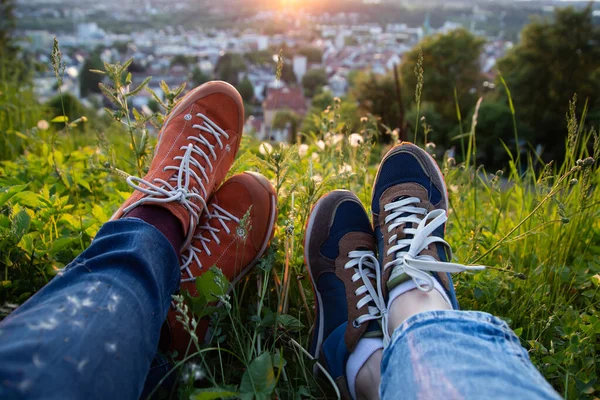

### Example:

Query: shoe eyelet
xmin=184 ymin=114 xmax=192 ymax=121
xmin=225 ymin=144 xmax=231 ymax=152
xmin=352 ymin=320 xmax=361 ymax=329
xmin=236 ymin=227 xmax=247 ymax=239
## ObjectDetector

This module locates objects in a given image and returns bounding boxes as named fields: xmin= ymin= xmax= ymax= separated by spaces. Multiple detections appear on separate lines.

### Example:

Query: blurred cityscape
xmin=14 ymin=0 xmax=600 ymax=142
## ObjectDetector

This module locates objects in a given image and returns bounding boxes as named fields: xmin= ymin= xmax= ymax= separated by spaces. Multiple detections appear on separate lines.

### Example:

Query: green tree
xmin=272 ymin=110 xmax=300 ymax=141
xmin=236 ymin=76 xmax=254 ymax=102
xmin=302 ymin=69 xmax=328 ymax=99
xmin=279 ymin=63 xmax=297 ymax=85
xmin=400 ymin=29 xmax=484 ymax=124
xmin=0 ymin=0 xmax=27 ymax=82
xmin=351 ymin=72 xmax=400 ymax=131
xmin=191 ymin=67 xmax=210 ymax=87
xmin=215 ymin=53 xmax=247 ymax=86
xmin=497 ymin=6 xmax=600 ymax=156
xmin=79 ymin=52 xmax=104 ymax=98
xmin=46 ymin=93 xmax=86 ymax=124
xmin=310 ymin=91 xmax=334 ymax=111
xmin=297 ymin=47 xmax=323 ymax=63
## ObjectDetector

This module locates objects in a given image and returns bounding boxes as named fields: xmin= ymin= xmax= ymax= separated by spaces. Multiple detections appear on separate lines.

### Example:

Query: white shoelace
xmin=123 ymin=113 xmax=230 ymax=244
xmin=383 ymin=196 xmax=485 ymax=292
xmin=180 ymin=204 xmax=240 ymax=283
xmin=345 ymin=251 xmax=387 ymax=328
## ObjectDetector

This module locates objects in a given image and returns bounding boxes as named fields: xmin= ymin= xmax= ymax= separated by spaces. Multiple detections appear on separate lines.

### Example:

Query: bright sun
xmin=280 ymin=0 xmax=301 ymax=8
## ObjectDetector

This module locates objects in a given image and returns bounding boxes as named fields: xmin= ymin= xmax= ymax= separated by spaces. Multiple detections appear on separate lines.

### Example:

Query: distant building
xmin=262 ymin=87 xmax=307 ymax=142
xmin=293 ymin=55 xmax=308 ymax=84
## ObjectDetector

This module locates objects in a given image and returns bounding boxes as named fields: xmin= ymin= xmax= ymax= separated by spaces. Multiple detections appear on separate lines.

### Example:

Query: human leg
xmin=371 ymin=143 xmax=560 ymax=399
xmin=0 ymin=218 xmax=180 ymax=399
xmin=304 ymin=190 xmax=386 ymax=400
xmin=0 ymin=81 xmax=246 ymax=399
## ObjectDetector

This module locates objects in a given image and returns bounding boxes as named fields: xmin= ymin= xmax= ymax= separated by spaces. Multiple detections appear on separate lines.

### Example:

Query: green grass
xmin=0 ymin=56 xmax=599 ymax=399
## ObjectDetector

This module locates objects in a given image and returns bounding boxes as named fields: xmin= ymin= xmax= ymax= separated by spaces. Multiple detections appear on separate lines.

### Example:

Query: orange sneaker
xmin=166 ymin=171 xmax=278 ymax=355
xmin=112 ymin=81 xmax=244 ymax=246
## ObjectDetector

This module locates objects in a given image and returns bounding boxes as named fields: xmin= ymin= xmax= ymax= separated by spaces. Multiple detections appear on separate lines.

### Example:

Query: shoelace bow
xmin=378 ymin=196 xmax=486 ymax=345
xmin=383 ymin=196 xmax=485 ymax=292
xmin=345 ymin=251 xmax=387 ymax=329
xmin=124 ymin=113 xmax=230 ymax=244
xmin=180 ymin=204 xmax=240 ymax=283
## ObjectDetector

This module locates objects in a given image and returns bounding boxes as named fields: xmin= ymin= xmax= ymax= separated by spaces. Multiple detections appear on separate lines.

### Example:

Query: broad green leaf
xmin=92 ymin=204 xmax=109 ymax=222
xmin=18 ymin=231 xmax=38 ymax=254
xmin=0 ymin=184 xmax=29 ymax=207
xmin=195 ymin=266 xmax=230 ymax=304
xmin=11 ymin=210 xmax=31 ymax=241
xmin=12 ymin=191 xmax=42 ymax=208
xmin=239 ymin=352 xmax=276 ymax=400
xmin=49 ymin=236 xmax=78 ymax=256
xmin=190 ymin=387 xmax=239 ymax=400
xmin=51 ymin=115 xmax=69 ymax=123
xmin=277 ymin=314 xmax=304 ymax=331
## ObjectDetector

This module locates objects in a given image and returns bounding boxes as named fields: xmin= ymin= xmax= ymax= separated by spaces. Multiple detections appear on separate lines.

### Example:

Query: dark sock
xmin=128 ymin=205 xmax=184 ymax=253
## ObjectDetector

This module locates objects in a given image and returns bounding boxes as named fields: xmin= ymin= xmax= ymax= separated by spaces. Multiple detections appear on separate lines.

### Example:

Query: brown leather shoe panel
xmin=306 ymin=190 xmax=362 ymax=281
xmin=335 ymin=231 xmax=376 ymax=352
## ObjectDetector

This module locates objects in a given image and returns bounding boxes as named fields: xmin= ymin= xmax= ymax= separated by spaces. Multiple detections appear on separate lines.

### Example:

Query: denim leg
xmin=380 ymin=310 xmax=561 ymax=400
xmin=0 ymin=218 xmax=180 ymax=400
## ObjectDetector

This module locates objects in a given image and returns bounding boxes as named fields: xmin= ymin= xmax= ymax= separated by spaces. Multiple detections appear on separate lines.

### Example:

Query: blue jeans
xmin=0 ymin=220 xmax=560 ymax=399
xmin=0 ymin=219 xmax=180 ymax=399
xmin=380 ymin=310 xmax=561 ymax=399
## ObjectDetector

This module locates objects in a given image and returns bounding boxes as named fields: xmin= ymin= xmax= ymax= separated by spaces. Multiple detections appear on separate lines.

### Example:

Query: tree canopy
xmin=497 ymin=6 xmax=600 ymax=156
xmin=302 ymin=68 xmax=328 ymax=99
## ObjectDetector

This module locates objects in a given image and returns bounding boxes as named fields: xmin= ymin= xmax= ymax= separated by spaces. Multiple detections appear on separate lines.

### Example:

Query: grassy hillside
xmin=1 ymin=56 xmax=599 ymax=399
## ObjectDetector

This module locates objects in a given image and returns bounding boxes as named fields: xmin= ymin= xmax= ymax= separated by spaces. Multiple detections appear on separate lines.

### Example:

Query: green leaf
xmin=92 ymin=204 xmax=109 ymax=222
xmin=0 ymin=184 xmax=29 ymax=207
xmin=51 ymin=115 xmax=69 ymax=123
xmin=12 ymin=191 xmax=42 ymax=208
xmin=11 ymin=210 xmax=31 ymax=241
xmin=127 ymin=76 xmax=152 ymax=97
xmin=239 ymin=352 xmax=276 ymax=400
xmin=195 ymin=266 xmax=230 ymax=304
xmin=190 ymin=387 xmax=239 ymax=400
xmin=277 ymin=314 xmax=304 ymax=331
xmin=49 ymin=236 xmax=78 ymax=256
xmin=513 ymin=327 xmax=523 ymax=337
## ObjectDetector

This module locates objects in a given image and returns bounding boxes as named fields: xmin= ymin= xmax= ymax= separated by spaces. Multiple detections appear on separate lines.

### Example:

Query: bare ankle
xmin=355 ymin=349 xmax=383 ymax=400
xmin=388 ymin=289 xmax=451 ymax=336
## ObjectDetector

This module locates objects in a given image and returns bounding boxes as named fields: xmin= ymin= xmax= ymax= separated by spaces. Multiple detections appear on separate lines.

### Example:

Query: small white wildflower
xmin=338 ymin=163 xmax=353 ymax=174
xmin=312 ymin=174 xmax=323 ymax=184
xmin=348 ymin=133 xmax=364 ymax=148
xmin=259 ymin=142 xmax=273 ymax=155
xmin=37 ymin=120 xmax=49 ymax=130
xmin=298 ymin=144 xmax=309 ymax=157
xmin=316 ymin=140 xmax=325 ymax=151
xmin=332 ymin=134 xmax=344 ymax=146
xmin=311 ymin=152 xmax=320 ymax=162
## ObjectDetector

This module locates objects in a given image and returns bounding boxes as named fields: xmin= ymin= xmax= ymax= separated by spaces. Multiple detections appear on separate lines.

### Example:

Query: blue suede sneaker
xmin=304 ymin=190 xmax=385 ymax=398
xmin=371 ymin=143 xmax=484 ymax=314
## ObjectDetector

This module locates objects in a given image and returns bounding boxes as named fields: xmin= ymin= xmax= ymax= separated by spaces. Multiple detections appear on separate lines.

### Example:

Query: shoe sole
xmin=304 ymin=189 xmax=356 ymax=374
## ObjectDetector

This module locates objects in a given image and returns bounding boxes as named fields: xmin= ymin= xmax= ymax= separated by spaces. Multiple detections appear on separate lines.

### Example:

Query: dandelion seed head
xmin=348 ymin=133 xmax=364 ymax=148
xmin=259 ymin=142 xmax=273 ymax=155
xmin=37 ymin=120 xmax=49 ymax=130
xmin=338 ymin=163 xmax=353 ymax=174
xmin=298 ymin=144 xmax=309 ymax=157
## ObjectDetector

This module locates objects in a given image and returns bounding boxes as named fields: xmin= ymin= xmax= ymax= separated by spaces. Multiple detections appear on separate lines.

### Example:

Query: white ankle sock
xmin=346 ymin=337 xmax=383 ymax=400
xmin=387 ymin=278 xmax=452 ymax=312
